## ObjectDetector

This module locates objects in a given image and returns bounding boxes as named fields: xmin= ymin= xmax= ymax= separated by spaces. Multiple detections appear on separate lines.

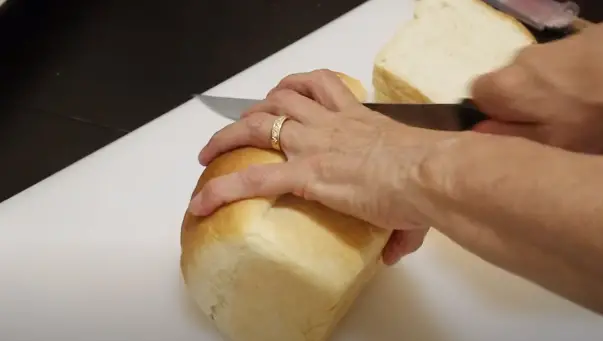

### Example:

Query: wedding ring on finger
xmin=270 ymin=115 xmax=289 ymax=151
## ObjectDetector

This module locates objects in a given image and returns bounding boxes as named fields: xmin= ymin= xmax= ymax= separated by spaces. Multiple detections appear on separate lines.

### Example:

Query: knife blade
xmin=197 ymin=94 xmax=488 ymax=131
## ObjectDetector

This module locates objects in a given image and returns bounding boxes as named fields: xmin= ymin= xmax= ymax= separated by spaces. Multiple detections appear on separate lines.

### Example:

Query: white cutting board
xmin=0 ymin=0 xmax=602 ymax=340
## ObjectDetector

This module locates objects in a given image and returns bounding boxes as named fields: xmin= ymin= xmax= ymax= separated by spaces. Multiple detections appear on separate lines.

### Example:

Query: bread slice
xmin=373 ymin=0 xmax=536 ymax=104
xmin=180 ymin=73 xmax=391 ymax=341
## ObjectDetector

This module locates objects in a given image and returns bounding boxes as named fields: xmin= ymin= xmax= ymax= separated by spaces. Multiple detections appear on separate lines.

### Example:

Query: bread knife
xmin=197 ymin=94 xmax=488 ymax=131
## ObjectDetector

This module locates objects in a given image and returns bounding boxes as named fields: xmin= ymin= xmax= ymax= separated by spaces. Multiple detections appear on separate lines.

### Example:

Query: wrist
xmin=403 ymin=131 xmax=505 ymax=235
xmin=402 ymin=131 xmax=475 ymax=225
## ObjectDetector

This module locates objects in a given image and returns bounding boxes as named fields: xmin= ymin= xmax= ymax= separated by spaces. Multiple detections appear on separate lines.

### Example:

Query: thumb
xmin=470 ymin=64 xmax=540 ymax=124
xmin=382 ymin=228 xmax=429 ymax=266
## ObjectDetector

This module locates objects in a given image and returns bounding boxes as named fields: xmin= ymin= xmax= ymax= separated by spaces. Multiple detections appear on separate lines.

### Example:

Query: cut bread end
xmin=373 ymin=0 xmax=536 ymax=104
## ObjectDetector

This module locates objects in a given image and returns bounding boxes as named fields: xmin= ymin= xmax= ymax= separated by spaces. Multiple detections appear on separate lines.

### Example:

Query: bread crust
xmin=180 ymin=147 xmax=286 ymax=282
xmin=335 ymin=72 xmax=368 ymax=102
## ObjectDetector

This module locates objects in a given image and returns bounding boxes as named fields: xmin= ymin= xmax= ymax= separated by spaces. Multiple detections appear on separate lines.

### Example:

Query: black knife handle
xmin=458 ymin=98 xmax=489 ymax=130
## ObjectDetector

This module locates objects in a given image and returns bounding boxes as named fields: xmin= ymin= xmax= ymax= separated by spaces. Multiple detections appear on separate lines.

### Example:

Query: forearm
xmin=411 ymin=132 xmax=603 ymax=312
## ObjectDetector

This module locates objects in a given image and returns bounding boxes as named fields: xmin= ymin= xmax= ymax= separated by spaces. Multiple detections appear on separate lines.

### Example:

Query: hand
xmin=470 ymin=24 xmax=603 ymax=154
xmin=189 ymin=69 xmax=458 ymax=265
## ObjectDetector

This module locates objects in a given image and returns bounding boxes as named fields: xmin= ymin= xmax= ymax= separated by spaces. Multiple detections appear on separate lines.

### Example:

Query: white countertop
xmin=1 ymin=0 xmax=602 ymax=340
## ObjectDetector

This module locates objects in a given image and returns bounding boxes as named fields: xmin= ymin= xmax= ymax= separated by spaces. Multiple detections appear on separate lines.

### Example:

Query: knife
xmin=197 ymin=94 xmax=488 ymax=131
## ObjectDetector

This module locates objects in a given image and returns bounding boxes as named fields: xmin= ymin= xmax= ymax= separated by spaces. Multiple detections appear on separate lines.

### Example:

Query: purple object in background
xmin=482 ymin=0 xmax=591 ymax=30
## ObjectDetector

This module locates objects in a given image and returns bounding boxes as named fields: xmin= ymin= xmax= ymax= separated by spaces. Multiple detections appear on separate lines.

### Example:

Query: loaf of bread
xmin=180 ymin=73 xmax=391 ymax=341
xmin=373 ymin=0 xmax=536 ymax=104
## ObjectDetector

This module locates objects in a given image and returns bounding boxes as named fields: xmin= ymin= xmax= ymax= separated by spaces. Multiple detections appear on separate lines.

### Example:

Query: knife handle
xmin=458 ymin=98 xmax=489 ymax=130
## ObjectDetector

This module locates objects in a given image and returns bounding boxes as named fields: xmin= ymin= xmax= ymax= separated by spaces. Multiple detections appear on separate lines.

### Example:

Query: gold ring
xmin=270 ymin=115 xmax=289 ymax=151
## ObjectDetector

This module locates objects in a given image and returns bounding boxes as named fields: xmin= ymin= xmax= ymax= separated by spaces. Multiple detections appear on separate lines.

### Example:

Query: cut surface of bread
xmin=180 ymin=73 xmax=391 ymax=341
xmin=373 ymin=0 xmax=536 ymax=104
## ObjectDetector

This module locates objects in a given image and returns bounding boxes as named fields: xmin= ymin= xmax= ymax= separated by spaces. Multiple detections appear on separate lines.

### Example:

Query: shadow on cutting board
xmin=178 ymin=281 xmax=217 ymax=332
xmin=333 ymin=263 xmax=448 ymax=341
xmin=426 ymin=232 xmax=578 ymax=312
xmin=333 ymin=234 xmax=580 ymax=341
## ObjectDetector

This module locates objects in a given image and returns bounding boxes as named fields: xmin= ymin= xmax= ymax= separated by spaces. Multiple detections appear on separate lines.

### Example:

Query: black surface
xmin=0 ymin=0 xmax=602 ymax=203
xmin=0 ymin=0 xmax=368 ymax=202
xmin=0 ymin=108 xmax=124 ymax=198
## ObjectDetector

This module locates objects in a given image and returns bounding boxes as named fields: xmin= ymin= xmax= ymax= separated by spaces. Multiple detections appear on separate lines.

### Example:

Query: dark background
xmin=0 ymin=0 xmax=601 ymax=203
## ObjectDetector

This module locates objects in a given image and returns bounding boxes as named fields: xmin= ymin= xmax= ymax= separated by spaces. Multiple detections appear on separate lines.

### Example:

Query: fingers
xmin=268 ymin=69 xmax=360 ymax=112
xmin=470 ymin=64 xmax=541 ymax=123
xmin=198 ymin=112 xmax=304 ymax=166
xmin=241 ymin=88 xmax=332 ymax=125
xmin=382 ymin=228 xmax=429 ymax=266
xmin=188 ymin=161 xmax=309 ymax=216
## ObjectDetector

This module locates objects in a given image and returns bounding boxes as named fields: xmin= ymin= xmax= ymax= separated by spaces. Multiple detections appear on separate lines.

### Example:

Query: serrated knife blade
xmin=196 ymin=94 xmax=488 ymax=131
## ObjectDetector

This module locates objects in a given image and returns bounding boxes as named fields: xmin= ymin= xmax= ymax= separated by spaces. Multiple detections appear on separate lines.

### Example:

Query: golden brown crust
xmin=335 ymin=72 xmax=368 ymax=102
xmin=180 ymin=147 xmax=286 ymax=282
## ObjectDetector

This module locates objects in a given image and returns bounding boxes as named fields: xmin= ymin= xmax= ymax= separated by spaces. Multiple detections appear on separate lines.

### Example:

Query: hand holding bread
xmin=180 ymin=69 xmax=461 ymax=341
xmin=189 ymin=69 xmax=458 ymax=264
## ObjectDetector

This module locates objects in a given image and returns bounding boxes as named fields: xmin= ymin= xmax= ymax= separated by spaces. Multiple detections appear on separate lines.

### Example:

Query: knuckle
xmin=243 ymin=114 xmax=267 ymax=141
xmin=313 ymin=68 xmax=337 ymax=82
xmin=241 ymin=165 xmax=269 ymax=189
xmin=243 ymin=113 xmax=264 ymax=130
xmin=306 ymin=155 xmax=331 ymax=180
xmin=314 ymin=68 xmax=335 ymax=77
xmin=474 ymin=48 xmax=537 ymax=100
xmin=294 ymin=182 xmax=313 ymax=201
xmin=202 ymin=179 xmax=223 ymax=201
xmin=268 ymin=88 xmax=295 ymax=104
xmin=278 ymin=72 xmax=301 ymax=86
xmin=292 ymin=161 xmax=316 ymax=201
xmin=489 ymin=66 xmax=528 ymax=96
xmin=207 ymin=129 xmax=222 ymax=145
